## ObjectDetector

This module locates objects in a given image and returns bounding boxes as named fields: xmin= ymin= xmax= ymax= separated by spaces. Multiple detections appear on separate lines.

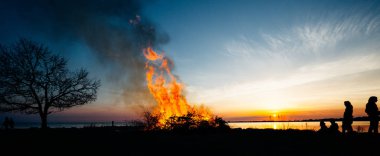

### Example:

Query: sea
xmin=9 ymin=121 xmax=372 ymax=132
xmin=11 ymin=121 xmax=134 ymax=129
xmin=229 ymin=121 xmax=370 ymax=132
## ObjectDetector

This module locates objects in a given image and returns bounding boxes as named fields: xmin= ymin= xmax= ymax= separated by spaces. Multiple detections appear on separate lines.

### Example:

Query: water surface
xmin=229 ymin=121 xmax=370 ymax=132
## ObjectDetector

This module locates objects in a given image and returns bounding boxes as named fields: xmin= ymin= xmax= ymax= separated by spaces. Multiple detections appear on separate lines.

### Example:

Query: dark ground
xmin=1 ymin=127 xmax=379 ymax=156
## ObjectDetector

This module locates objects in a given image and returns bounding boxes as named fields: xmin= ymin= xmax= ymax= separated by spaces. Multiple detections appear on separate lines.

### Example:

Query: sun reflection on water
xmin=229 ymin=121 xmax=371 ymax=133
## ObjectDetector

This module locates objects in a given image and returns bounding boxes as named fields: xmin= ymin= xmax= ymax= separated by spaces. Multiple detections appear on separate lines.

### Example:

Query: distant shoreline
xmin=228 ymin=120 xmax=322 ymax=123
xmin=228 ymin=116 xmax=371 ymax=123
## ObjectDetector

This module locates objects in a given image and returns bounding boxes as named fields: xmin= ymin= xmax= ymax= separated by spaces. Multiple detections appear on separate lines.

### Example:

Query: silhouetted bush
xmin=143 ymin=112 xmax=160 ymax=130
xmin=142 ymin=111 xmax=230 ymax=131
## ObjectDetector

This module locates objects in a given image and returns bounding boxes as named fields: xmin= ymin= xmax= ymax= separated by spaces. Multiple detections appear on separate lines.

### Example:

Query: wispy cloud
xmin=190 ymin=53 xmax=380 ymax=101
xmin=193 ymin=8 xmax=380 ymax=113
xmin=225 ymin=10 xmax=380 ymax=61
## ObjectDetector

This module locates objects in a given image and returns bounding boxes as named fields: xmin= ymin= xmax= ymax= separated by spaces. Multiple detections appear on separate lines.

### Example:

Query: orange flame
xmin=143 ymin=47 xmax=212 ymax=127
xmin=143 ymin=47 xmax=163 ymax=61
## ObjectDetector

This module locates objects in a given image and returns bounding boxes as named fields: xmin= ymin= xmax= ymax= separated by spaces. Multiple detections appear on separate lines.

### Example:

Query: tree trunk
xmin=40 ymin=113 xmax=48 ymax=129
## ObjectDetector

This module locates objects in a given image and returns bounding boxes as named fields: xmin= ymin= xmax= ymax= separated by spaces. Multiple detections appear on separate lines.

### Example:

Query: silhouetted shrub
xmin=143 ymin=112 xmax=160 ymax=130
xmin=142 ymin=111 xmax=230 ymax=131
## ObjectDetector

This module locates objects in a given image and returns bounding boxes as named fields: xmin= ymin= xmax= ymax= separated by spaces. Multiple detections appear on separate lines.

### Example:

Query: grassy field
xmin=1 ymin=127 xmax=379 ymax=155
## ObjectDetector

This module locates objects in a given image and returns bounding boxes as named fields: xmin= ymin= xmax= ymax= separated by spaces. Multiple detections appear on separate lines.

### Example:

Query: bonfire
xmin=143 ymin=47 xmax=228 ymax=130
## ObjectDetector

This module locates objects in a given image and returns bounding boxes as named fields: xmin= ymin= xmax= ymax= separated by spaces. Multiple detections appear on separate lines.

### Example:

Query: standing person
xmin=365 ymin=96 xmax=380 ymax=134
xmin=342 ymin=101 xmax=353 ymax=134
xmin=2 ymin=117 xmax=9 ymax=130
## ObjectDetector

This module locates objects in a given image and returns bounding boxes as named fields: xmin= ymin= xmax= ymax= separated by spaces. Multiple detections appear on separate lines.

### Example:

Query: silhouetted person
xmin=365 ymin=96 xmax=379 ymax=134
xmin=317 ymin=121 xmax=328 ymax=134
xmin=2 ymin=117 xmax=10 ymax=130
xmin=329 ymin=120 xmax=340 ymax=134
xmin=342 ymin=101 xmax=353 ymax=134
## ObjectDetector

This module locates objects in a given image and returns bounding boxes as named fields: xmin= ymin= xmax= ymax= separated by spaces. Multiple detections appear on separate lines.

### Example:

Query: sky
xmin=1 ymin=0 xmax=380 ymax=122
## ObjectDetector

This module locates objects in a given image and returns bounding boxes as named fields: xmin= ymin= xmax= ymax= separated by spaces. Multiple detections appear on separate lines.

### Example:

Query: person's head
xmin=320 ymin=121 xmax=326 ymax=127
xmin=368 ymin=96 xmax=378 ymax=103
xmin=344 ymin=101 xmax=351 ymax=107
xmin=330 ymin=120 xmax=336 ymax=124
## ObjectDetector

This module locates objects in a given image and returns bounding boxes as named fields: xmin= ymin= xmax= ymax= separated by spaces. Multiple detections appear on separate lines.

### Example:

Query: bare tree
xmin=0 ymin=39 xmax=100 ymax=128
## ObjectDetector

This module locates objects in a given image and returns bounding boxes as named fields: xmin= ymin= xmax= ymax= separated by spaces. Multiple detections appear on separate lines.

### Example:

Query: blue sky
xmin=1 ymin=0 xmax=380 ymax=122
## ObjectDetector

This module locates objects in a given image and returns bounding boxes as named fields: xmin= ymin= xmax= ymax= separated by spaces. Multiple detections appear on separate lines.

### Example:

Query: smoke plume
xmin=0 ymin=0 xmax=170 ymax=107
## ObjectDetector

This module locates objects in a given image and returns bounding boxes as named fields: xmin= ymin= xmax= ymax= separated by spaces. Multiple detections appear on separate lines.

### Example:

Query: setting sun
xmin=272 ymin=114 xmax=277 ymax=118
